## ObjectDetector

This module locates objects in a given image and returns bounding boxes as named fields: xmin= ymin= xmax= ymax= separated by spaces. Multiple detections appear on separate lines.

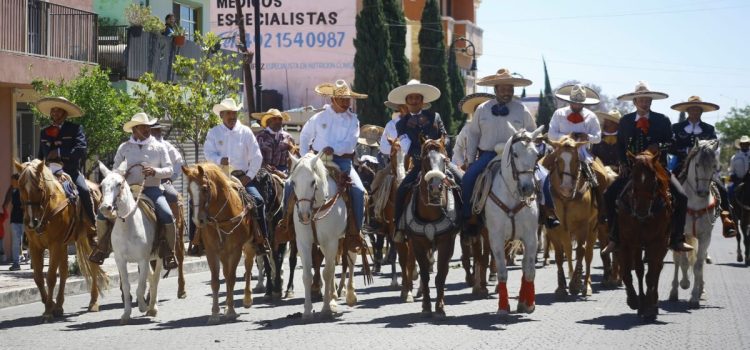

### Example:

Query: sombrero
xmin=123 ymin=112 xmax=157 ymax=133
xmin=477 ymin=68 xmax=532 ymax=87
xmin=555 ymin=84 xmax=600 ymax=105
xmin=595 ymin=110 xmax=622 ymax=125
xmin=358 ymin=124 xmax=384 ymax=147
xmin=212 ymin=98 xmax=243 ymax=117
xmin=458 ymin=93 xmax=495 ymax=114
xmin=315 ymin=80 xmax=367 ymax=99
xmin=387 ymin=79 xmax=441 ymax=104
xmin=36 ymin=96 xmax=83 ymax=118
xmin=735 ymin=135 xmax=750 ymax=149
xmin=251 ymin=108 xmax=291 ymax=128
xmin=617 ymin=81 xmax=668 ymax=101
xmin=671 ymin=96 xmax=719 ymax=113
xmin=384 ymin=100 xmax=431 ymax=111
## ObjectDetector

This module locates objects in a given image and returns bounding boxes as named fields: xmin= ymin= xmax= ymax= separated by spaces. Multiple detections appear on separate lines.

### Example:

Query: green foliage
xmin=716 ymin=105 xmax=750 ymax=166
xmin=353 ymin=0 xmax=398 ymax=126
xmin=172 ymin=25 xmax=186 ymax=37
xmin=143 ymin=14 xmax=165 ymax=33
xmin=31 ymin=66 xmax=140 ymax=162
xmin=447 ymin=47 xmax=465 ymax=134
xmin=133 ymin=32 xmax=241 ymax=161
xmin=383 ymin=0 xmax=410 ymax=85
xmin=419 ymin=0 xmax=453 ymax=134
xmin=124 ymin=3 xmax=150 ymax=27
xmin=535 ymin=60 xmax=555 ymax=131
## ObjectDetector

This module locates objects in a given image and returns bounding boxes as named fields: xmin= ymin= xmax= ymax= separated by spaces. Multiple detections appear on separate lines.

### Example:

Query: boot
xmin=88 ymin=220 xmax=111 ymax=265
xmin=543 ymin=206 xmax=560 ymax=229
xmin=162 ymin=223 xmax=179 ymax=270
xmin=393 ymin=230 xmax=405 ymax=243
xmin=601 ymin=218 xmax=618 ymax=255
xmin=669 ymin=229 xmax=694 ymax=252
xmin=720 ymin=211 xmax=737 ymax=238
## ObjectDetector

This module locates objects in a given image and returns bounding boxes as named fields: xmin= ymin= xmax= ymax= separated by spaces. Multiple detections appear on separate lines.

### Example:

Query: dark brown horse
xmin=617 ymin=150 xmax=671 ymax=321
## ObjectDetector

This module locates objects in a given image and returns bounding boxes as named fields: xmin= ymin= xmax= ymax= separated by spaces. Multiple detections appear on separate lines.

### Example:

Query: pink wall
xmin=52 ymin=0 xmax=93 ymax=11
xmin=0 ymin=88 xmax=12 ymax=259
xmin=0 ymin=51 xmax=94 ymax=88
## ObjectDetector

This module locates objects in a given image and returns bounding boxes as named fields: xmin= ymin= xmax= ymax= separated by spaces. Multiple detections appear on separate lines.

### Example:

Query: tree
xmin=447 ymin=45 xmax=465 ymax=134
xmin=678 ymin=111 xmax=687 ymax=123
xmin=133 ymin=32 xmax=241 ymax=162
xmin=716 ymin=105 xmax=750 ymax=165
xmin=535 ymin=59 xmax=555 ymax=130
xmin=383 ymin=0 xmax=410 ymax=85
xmin=31 ymin=66 xmax=140 ymax=167
xmin=419 ymin=0 xmax=453 ymax=134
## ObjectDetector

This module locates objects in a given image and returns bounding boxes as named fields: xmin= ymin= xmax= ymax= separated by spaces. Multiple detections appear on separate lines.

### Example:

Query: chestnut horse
xmin=617 ymin=150 xmax=671 ymax=321
xmin=14 ymin=160 xmax=107 ymax=322
xmin=399 ymin=139 xmax=460 ymax=318
xmin=182 ymin=163 xmax=257 ymax=324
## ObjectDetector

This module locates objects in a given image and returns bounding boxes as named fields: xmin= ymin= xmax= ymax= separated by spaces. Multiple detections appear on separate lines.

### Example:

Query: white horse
xmin=289 ymin=152 xmax=357 ymax=319
xmin=670 ymin=139 xmax=719 ymax=308
xmin=478 ymin=125 xmax=544 ymax=315
xmin=98 ymin=162 xmax=162 ymax=324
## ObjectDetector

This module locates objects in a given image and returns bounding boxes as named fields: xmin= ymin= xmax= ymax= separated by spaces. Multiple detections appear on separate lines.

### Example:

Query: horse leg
xmin=311 ymin=245 xmax=323 ymax=300
xmin=42 ymin=246 xmax=62 ymax=321
xmin=53 ymin=247 xmax=68 ymax=318
xmin=434 ymin=234 xmax=456 ymax=319
xmin=28 ymin=243 xmax=48 ymax=316
xmin=744 ymin=226 xmax=750 ymax=265
xmin=413 ymin=238 xmax=432 ymax=316
xmin=262 ymin=255 xmax=274 ymax=299
xmin=569 ymin=241 xmax=584 ymax=297
xmin=619 ymin=247 xmax=638 ymax=310
xmin=145 ymin=259 xmax=162 ymax=317
xmin=634 ymin=250 xmax=646 ymax=316
xmin=243 ymin=242 xmax=256 ymax=308
xmin=736 ymin=224 xmax=743 ymax=262
xmin=272 ymin=243 xmax=287 ymax=301
xmin=298 ymin=242 xmax=314 ymax=320
xmin=583 ymin=232 xmax=596 ymax=297
xmin=542 ymin=229 xmax=551 ymax=267
xmin=320 ymin=240 xmax=339 ymax=316
xmin=690 ymin=234 xmax=709 ymax=308
xmin=135 ymin=260 xmax=150 ymax=314
xmin=397 ymin=241 xmax=414 ymax=302
xmin=551 ymin=239 xmax=568 ymax=298
xmin=461 ymin=237 xmax=474 ymax=287
xmin=115 ymin=256 xmax=132 ymax=324
xmin=253 ymin=255 xmax=266 ymax=294
xmin=206 ymin=252 xmax=222 ymax=325
xmin=336 ymin=245 xmax=347 ymax=300
xmin=173 ymin=204 xmax=187 ymax=299
xmin=223 ymin=253 xmax=241 ymax=322
xmin=518 ymin=235 xmax=538 ymax=314
xmin=643 ymin=246 xmax=666 ymax=321
xmin=346 ymin=250 xmax=358 ymax=307
xmin=285 ymin=241 xmax=298 ymax=299
xmin=669 ymin=251 xmax=680 ymax=302
xmin=490 ymin=237 xmax=510 ymax=315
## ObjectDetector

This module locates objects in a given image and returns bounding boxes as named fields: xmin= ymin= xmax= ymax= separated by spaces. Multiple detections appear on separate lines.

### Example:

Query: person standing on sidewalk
xmin=3 ymin=174 xmax=25 ymax=271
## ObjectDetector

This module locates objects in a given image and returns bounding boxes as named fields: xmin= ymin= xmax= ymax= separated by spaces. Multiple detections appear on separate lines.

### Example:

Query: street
xmin=1 ymin=224 xmax=749 ymax=349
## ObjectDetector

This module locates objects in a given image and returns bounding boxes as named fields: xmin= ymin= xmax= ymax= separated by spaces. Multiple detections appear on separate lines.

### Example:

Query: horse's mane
xmin=678 ymin=140 xmax=717 ymax=181
xmin=634 ymin=150 xmax=670 ymax=204
xmin=19 ymin=159 xmax=63 ymax=194
xmin=420 ymin=138 xmax=446 ymax=159
xmin=195 ymin=162 xmax=233 ymax=189
xmin=290 ymin=153 xmax=330 ymax=198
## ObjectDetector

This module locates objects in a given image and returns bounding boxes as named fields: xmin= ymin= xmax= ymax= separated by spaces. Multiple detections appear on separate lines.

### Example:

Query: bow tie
xmin=636 ymin=118 xmax=649 ymax=135
xmin=567 ymin=112 xmax=584 ymax=124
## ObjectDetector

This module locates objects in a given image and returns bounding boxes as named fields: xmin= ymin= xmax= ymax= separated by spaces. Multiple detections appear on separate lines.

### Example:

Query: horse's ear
xmin=506 ymin=121 xmax=518 ymax=135
xmin=289 ymin=153 xmax=299 ymax=169
xmin=14 ymin=160 xmax=24 ymax=172
xmin=626 ymin=151 xmax=636 ymax=163
xmin=181 ymin=165 xmax=193 ymax=178
xmin=36 ymin=159 xmax=45 ymax=173
xmin=530 ymin=125 xmax=545 ymax=139
xmin=196 ymin=165 xmax=205 ymax=177
xmin=98 ymin=161 xmax=111 ymax=178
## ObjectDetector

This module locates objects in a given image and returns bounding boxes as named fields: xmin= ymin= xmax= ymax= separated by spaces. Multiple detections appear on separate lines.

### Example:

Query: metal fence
xmin=0 ymin=0 xmax=98 ymax=63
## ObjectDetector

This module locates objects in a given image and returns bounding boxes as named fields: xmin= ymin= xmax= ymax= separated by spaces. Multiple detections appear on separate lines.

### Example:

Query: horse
xmin=732 ymin=174 xmax=750 ymax=265
xmin=252 ymin=167 xmax=290 ymax=301
xmin=13 ymin=160 xmax=108 ymax=322
xmin=545 ymin=136 xmax=601 ymax=298
xmin=399 ymin=138 xmax=460 ymax=318
xmin=617 ymin=150 xmax=672 ymax=321
xmin=97 ymin=162 xmax=163 ymax=324
xmin=288 ymin=152 xmax=358 ymax=319
xmin=182 ymin=163 xmax=257 ymax=324
xmin=669 ymin=140 xmax=720 ymax=307
xmin=473 ymin=125 xmax=543 ymax=315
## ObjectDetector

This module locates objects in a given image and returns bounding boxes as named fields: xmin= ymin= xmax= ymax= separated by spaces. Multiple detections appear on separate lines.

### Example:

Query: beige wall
xmin=53 ymin=0 xmax=93 ymax=11
xmin=0 ymin=51 xmax=94 ymax=88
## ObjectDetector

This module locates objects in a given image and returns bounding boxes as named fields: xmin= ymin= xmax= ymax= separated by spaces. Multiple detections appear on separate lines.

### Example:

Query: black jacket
xmin=670 ymin=120 xmax=716 ymax=164
xmin=395 ymin=110 xmax=447 ymax=160
xmin=617 ymin=111 xmax=673 ymax=166
xmin=37 ymin=121 xmax=87 ymax=174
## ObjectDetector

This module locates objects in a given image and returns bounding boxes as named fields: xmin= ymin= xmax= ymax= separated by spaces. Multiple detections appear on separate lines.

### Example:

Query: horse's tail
xmin=75 ymin=233 xmax=109 ymax=294
xmin=506 ymin=239 xmax=524 ymax=258
xmin=685 ymin=234 xmax=699 ymax=269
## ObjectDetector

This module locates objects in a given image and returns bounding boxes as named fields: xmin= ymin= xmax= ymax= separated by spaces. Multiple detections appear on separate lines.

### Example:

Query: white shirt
xmin=299 ymin=104 xmax=359 ymax=156
xmin=379 ymin=118 xmax=400 ymax=155
xmin=113 ymin=136 xmax=173 ymax=187
xmin=684 ymin=121 xmax=702 ymax=135
xmin=465 ymin=98 xmax=536 ymax=164
xmin=548 ymin=106 xmax=602 ymax=144
xmin=156 ymin=138 xmax=183 ymax=181
xmin=730 ymin=150 xmax=750 ymax=179
xmin=204 ymin=121 xmax=263 ymax=178
xmin=451 ymin=122 xmax=471 ymax=167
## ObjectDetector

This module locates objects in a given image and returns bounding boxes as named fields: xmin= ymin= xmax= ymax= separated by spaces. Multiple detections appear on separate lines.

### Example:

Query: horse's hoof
xmin=120 ymin=316 xmax=129 ymax=325
xmin=688 ymin=300 xmax=700 ymax=309
xmin=488 ymin=273 xmax=497 ymax=283
xmin=302 ymin=312 xmax=313 ymax=321
xmin=737 ymin=254 xmax=743 ymax=263
xmin=465 ymin=275 xmax=475 ymax=287
xmin=554 ymin=287 xmax=568 ymax=299
xmin=223 ymin=312 xmax=239 ymax=322
xmin=284 ymin=290 xmax=295 ymax=299
xmin=207 ymin=315 xmax=222 ymax=325
xmin=496 ymin=308 xmax=510 ymax=316
xmin=668 ymin=291 xmax=678 ymax=302
xmin=88 ymin=303 xmax=100 ymax=312
xmin=434 ymin=308 xmax=447 ymax=320
xmin=390 ymin=281 xmax=401 ymax=291
xmin=420 ymin=310 xmax=432 ymax=318
xmin=517 ymin=302 xmax=535 ymax=314
xmin=705 ymin=256 xmax=712 ymax=264
xmin=403 ymin=291 xmax=414 ymax=303
xmin=680 ymin=279 xmax=690 ymax=290
xmin=138 ymin=302 xmax=148 ymax=313
xmin=42 ymin=314 xmax=54 ymax=323
xmin=243 ymin=295 xmax=253 ymax=309
xmin=346 ymin=293 xmax=358 ymax=307
xmin=253 ymin=285 xmax=265 ymax=294
xmin=177 ymin=291 xmax=187 ymax=299
xmin=626 ymin=295 xmax=639 ymax=310
xmin=272 ymin=292 xmax=282 ymax=302
xmin=52 ymin=308 xmax=64 ymax=318
xmin=585 ymin=285 xmax=593 ymax=297
xmin=146 ymin=309 xmax=158 ymax=317
xmin=473 ymin=287 xmax=489 ymax=298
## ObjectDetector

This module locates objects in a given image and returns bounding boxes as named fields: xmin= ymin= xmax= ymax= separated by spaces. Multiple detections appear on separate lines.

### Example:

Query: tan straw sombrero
xmin=212 ymin=98 xmax=243 ymax=117
xmin=595 ymin=110 xmax=622 ymax=125
xmin=735 ymin=135 xmax=750 ymax=149
xmin=477 ymin=68 xmax=532 ymax=87
xmin=555 ymin=84 xmax=600 ymax=105
xmin=315 ymin=80 xmax=367 ymax=99
xmin=617 ymin=81 xmax=669 ymax=101
xmin=358 ymin=124 xmax=384 ymax=147
xmin=458 ymin=93 xmax=495 ymax=114
xmin=671 ymin=96 xmax=719 ymax=113
xmin=384 ymin=100 xmax=431 ymax=111
xmin=387 ymin=79 xmax=441 ymax=104
xmin=36 ymin=96 xmax=83 ymax=118
xmin=123 ymin=112 xmax=157 ymax=133
xmin=251 ymin=108 xmax=291 ymax=128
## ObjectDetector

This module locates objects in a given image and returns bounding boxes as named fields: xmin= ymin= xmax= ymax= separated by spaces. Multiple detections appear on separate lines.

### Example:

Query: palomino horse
xmin=399 ymin=138 xmax=459 ymax=318
xmin=670 ymin=140 xmax=720 ymax=307
xmin=617 ymin=150 xmax=671 ymax=321
xmin=288 ymin=152 xmax=358 ymax=319
xmin=182 ymin=163 xmax=257 ymax=324
xmin=14 ymin=160 xmax=107 ymax=322
xmin=475 ymin=125 xmax=543 ymax=315
xmin=545 ymin=136 xmax=601 ymax=298
xmin=732 ymin=174 xmax=750 ymax=265
xmin=98 ymin=162 xmax=162 ymax=324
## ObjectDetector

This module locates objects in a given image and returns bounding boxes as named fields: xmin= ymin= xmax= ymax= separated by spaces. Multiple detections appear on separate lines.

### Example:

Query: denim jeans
xmin=11 ymin=223 xmax=23 ymax=265
xmin=141 ymin=186 xmax=174 ymax=224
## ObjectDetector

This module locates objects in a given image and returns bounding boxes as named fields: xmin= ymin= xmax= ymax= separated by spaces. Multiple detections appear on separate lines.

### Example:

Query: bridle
xmin=19 ymin=167 xmax=62 ymax=232
xmin=623 ymin=164 xmax=661 ymax=222
xmin=504 ymin=134 xmax=538 ymax=203
xmin=107 ymin=164 xmax=148 ymax=221
xmin=552 ymin=146 xmax=584 ymax=200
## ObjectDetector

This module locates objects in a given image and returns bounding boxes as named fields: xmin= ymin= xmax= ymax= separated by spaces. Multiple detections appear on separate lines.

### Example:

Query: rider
xmin=297 ymin=79 xmax=368 ymax=234
xmin=462 ymin=68 xmax=550 ymax=236
xmin=592 ymin=110 xmax=622 ymax=167
xmin=253 ymin=108 xmax=296 ymax=174
xmin=601 ymin=81 xmax=694 ymax=254
xmin=204 ymin=98 xmax=269 ymax=255
xmin=89 ymin=113 xmax=179 ymax=269
xmin=35 ymin=97 xmax=97 ymax=235
xmin=392 ymin=79 xmax=463 ymax=242
xmin=729 ymin=136 xmax=750 ymax=200
xmin=670 ymin=96 xmax=736 ymax=237
xmin=453 ymin=93 xmax=495 ymax=169
xmin=547 ymin=84 xmax=608 ymax=223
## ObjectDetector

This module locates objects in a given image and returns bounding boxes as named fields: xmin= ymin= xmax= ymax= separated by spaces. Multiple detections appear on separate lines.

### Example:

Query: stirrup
xmin=163 ymin=255 xmax=178 ymax=270
xmin=88 ymin=250 xmax=107 ymax=265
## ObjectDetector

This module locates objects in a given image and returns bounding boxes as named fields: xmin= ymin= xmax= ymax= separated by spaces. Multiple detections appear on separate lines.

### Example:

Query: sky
xmin=475 ymin=0 xmax=750 ymax=125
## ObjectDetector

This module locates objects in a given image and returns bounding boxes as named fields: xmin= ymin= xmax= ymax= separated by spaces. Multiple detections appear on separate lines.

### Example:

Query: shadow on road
xmin=64 ymin=317 xmax=154 ymax=330
xmin=716 ymin=262 xmax=748 ymax=268
xmin=151 ymin=314 xmax=251 ymax=330
xmin=0 ymin=310 xmax=86 ymax=330
xmin=577 ymin=313 xmax=669 ymax=330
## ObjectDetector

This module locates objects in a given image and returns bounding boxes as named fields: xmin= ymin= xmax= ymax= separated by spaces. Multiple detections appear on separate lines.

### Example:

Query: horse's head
xmin=627 ymin=150 xmax=670 ymax=220
xmin=14 ymin=159 xmax=62 ymax=230
xmin=503 ymin=124 xmax=544 ymax=199
xmin=289 ymin=153 xmax=329 ymax=223
xmin=183 ymin=163 xmax=218 ymax=227
xmin=388 ymin=137 xmax=402 ymax=158
xmin=549 ymin=136 xmax=589 ymax=198
xmin=97 ymin=161 xmax=133 ymax=220
xmin=422 ymin=150 xmax=449 ymax=206
xmin=420 ymin=137 xmax=446 ymax=161
xmin=684 ymin=139 xmax=719 ymax=198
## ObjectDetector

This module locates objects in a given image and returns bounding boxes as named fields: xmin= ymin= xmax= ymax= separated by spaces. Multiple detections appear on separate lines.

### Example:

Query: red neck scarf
xmin=567 ymin=112 xmax=584 ymax=124
xmin=636 ymin=117 xmax=649 ymax=134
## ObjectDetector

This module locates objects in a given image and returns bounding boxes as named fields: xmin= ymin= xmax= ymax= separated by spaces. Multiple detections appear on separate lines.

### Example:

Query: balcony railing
xmin=0 ymin=0 xmax=98 ymax=63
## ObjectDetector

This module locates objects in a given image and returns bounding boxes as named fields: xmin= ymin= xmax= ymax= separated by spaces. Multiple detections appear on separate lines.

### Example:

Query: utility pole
xmin=253 ymin=0 xmax=262 ymax=113
xmin=235 ymin=0 xmax=255 ymax=114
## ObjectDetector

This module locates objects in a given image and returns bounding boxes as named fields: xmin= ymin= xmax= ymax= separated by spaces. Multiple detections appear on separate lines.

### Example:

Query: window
xmin=16 ymin=103 xmax=39 ymax=162
xmin=173 ymin=2 xmax=200 ymax=41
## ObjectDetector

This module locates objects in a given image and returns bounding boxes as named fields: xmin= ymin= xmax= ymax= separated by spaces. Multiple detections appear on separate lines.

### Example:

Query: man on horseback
xmin=461 ymin=68 xmax=553 ymax=236
xmin=730 ymin=136 xmax=750 ymax=199
xmin=547 ymin=84 xmax=609 ymax=223
xmin=453 ymin=93 xmax=495 ymax=170
xmin=149 ymin=122 xmax=183 ymax=207
xmin=35 ymin=97 xmax=96 ymax=233
xmin=297 ymin=79 xmax=368 ymax=234
xmin=391 ymin=79 xmax=462 ymax=242
xmin=90 ymin=112 xmax=179 ymax=269
xmin=670 ymin=96 xmax=736 ymax=237
xmin=592 ymin=110 xmax=622 ymax=167
xmin=602 ymin=81 xmax=693 ymax=253
xmin=253 ymin=108 xmax=295 ymax=174
xmin=204 ymin=98 xmax=269 ymax=255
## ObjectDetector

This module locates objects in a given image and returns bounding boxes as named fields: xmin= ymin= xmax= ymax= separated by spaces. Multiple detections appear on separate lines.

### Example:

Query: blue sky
xmin=475 ymin=0 xmax=750 ymax=125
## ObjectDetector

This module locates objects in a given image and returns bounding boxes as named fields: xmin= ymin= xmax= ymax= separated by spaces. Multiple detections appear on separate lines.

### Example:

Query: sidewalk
xmin=0 ymin=243 xmax=209 ymax=309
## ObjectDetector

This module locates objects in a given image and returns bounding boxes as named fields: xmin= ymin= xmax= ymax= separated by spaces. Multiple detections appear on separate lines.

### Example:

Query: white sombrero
xmin=36 ymin=96 xmax=83 ymax=118
xmin=617 ymin=81 xmax=669 ymax=101
xmin=458 ymin=93 xmax=495 ymax=114
xmin=358 ymin=124 xmax=384 ymax=147
xmin=595 ymin=110 xmax=622 ymax=125
xmin=212 ymin=98 xmax=243 ymax=117
xmin=388 ymin=79 xmax=441 ymax=105
xmin=315 ymin=80 xmax=368 ymax=99
xmin=477 ymin=68 xmax=532 ymax=87
xmin=735 ymin=135 xmax=750 ymax=149
xmin=555 ymin=84 xmax=600 ymax=105
xmin=671 ymin=96 xmax=719 ymax=113
xmin=251 ymin=108 xmax=291 ymax=128
xmin=123 ymin=112 xmax=157 ymax=133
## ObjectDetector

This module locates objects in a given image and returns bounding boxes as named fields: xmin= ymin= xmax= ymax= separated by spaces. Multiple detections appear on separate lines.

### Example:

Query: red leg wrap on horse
xmin=521 ymin=275 xmax=535 ymax=306
xmin=498 ymin=282 xmax=510 ymax=311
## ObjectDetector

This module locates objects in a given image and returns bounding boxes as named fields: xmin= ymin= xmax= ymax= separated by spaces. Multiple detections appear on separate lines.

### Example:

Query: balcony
xmin=0 ymin=0 xmax=98 ymax=63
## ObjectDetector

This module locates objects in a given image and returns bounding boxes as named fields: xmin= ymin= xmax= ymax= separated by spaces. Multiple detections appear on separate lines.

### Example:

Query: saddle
xmin=53 ymin=171 xmax=79 ymax=203
xmin=471 ymin=158 xmax=504 ymax=216
xmin=399 ymin=170 xmax=460 ymax=241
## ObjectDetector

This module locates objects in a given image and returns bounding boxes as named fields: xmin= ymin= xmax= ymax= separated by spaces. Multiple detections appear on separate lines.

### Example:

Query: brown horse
xmin=14 ymin=160 xmax=108 ymax=322
xmin=617 ymin=150 xmax=672 ymax=321
xmin=399 ymin=138 xmax=459 ymax=317
xmin=182 ymin=163 xmax=257 ymax=324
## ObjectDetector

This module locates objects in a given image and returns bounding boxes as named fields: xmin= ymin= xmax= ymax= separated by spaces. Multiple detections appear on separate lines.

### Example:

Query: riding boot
xmin=601 ymin=217 xmax=618 ymax=255
xmin=543 ymin=205 xmax=561 ymax=229
xmin=720 ymin=211 xmax=738 ymax=238
xmin=669 ymin=228 xmax=694 ymax=252
xmin=88 ymin=220 xmax=111 ymax=265
xmin=253 ymin=212 xmax=270 ymax=257
xmin=158 ymin=223 xmax=179 ymax=270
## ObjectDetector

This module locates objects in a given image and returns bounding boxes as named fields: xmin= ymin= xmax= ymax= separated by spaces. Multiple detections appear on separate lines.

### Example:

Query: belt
xmin=313 ymin=150 xmax=355 ymax=159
